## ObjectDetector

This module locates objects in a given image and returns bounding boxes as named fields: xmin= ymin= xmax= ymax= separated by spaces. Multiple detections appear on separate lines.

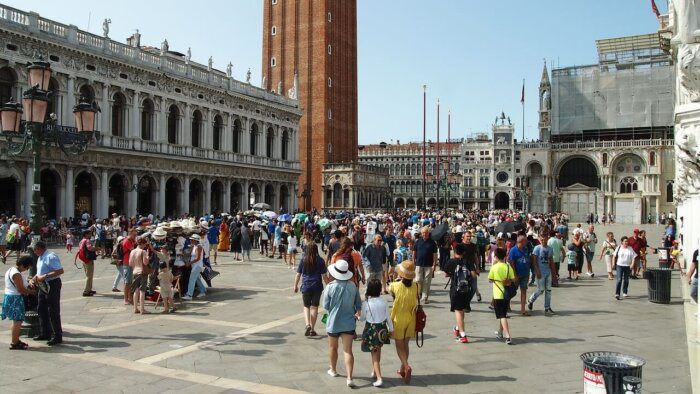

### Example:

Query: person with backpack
xmin=443 ymin=243 xmax=477 ymax=343
xmin=77 ymin=230 xmax=96 ymax=297
xmin=475 ymin=226 xmax=489 ymax=270
xmin=111 ymin=236 xmax=125 ymax=292
xmin=527 ymin=232 xmax=556 ymax=315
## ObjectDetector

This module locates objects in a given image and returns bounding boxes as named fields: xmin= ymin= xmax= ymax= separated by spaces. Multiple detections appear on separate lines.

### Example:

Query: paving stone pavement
xmin=0 ymin=223 xmax=692 ymax=393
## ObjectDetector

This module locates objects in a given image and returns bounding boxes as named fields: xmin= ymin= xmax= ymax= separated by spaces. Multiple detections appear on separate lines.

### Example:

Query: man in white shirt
xmin=365 ymin=220 xmax=377 ymax=244
xmin=252 ymin=219 xmax=262 ymax=249
xmin=583 ymin=225 xmax=598 ymax=277
xmin=612 ymin=236 xmax=637 ymax=300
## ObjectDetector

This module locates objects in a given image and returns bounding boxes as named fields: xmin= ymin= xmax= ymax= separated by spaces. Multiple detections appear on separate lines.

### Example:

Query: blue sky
xmin=7 ymin=0 xmax=664 ymax=143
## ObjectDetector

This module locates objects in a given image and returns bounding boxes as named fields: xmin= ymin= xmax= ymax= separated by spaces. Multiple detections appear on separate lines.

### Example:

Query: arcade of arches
xmin=0 ymin=163 xmax=297 ymax=219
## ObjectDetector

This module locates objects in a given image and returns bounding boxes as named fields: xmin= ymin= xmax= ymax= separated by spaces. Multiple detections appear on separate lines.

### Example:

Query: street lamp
xmin=297 ymin=184 xmax=313 ymax=212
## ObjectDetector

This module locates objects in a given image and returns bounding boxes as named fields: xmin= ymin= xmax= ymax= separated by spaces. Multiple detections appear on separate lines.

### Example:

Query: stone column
xmin=100 ymin=169 xmax=109 ymax=218
xmin=129 ymin=173 xmax=138 ymax=216
xmin=182 ymin=103 xmax=190 ymax=146
xmin=182 ymin=176 xmax=191 ymax=215
xmin=131 ymin=91 xmax=140 ymax=139
xmin=157 ymin=98 xmax=167 ymax=142
xmin=159 ymin=173 xmax=166 ymax=217
xmin=224 ymin=179 xmax=231 ymax=213
xmin=65 ymin=167 xmax=74 ymax=218
xmin=66 ymin=76 xmax=75 ymax=127
xmin=204 ymin=177 xmax=212 ymax=214
xmin=101 ymin=83 xmax=110 ymax=135
xmin=243 ymin=179 xmax=250 ymax=209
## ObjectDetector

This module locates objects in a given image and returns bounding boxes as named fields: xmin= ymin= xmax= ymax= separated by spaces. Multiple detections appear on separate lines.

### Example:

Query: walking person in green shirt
xmin=488 ymin=248 xmax=515 ymax=345
xmin=547 ymin=231 xmax=566 ymax=287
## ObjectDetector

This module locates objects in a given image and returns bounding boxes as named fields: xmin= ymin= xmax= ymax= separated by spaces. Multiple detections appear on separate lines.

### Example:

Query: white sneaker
xmin=372 ymin=379 xmax=383 ymax=387
xmin=327 ymin=369 xmax=339 ymax=377
xmin=181 ymin=295 xmax=192 ymax=300
xmin=346 ymin=379 xmax=355 ymax=388
xmin=370 ymin=370 xmax=375 ymax=378
xmin=195 ymin=293 xmax=206 ymax=299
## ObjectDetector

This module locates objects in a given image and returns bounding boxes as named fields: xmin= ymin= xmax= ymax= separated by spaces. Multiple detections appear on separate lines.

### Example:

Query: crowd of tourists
xmin=0 ymin=208 xmax=696 ymax=388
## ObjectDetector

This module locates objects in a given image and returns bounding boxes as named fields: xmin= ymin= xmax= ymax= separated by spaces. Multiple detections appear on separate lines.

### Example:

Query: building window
xmin=666 ymin=181 xmax=674 ymax=202
xmin=281 ymin=129 xmax=289 ymax=160
xmin=191 ymin=110 xmax=202 ymax=148
xmin=619 ymin=176 xmax=638 ymax=194
xmin=328 ymin=109 xmax=332 ymax=119
xmin=213 ymin=115 xmax=223 ymax=151
xmin=271 ymin=26 xmax=277 ymax=35
xmin=649 ymin=151 xmax=656 ymax=166
xmin=250 ymin=123 xmax=259 ymax=155
xmin=328 ymin=77 xmax=332 ymax=87
xmin=602 ymin=153 xmax=608 ymax=167
xmin=272 ymin=0 xmax=277 ymax=4
xmin=271 ymin=57 xmax=277 ymax=67
xmin=141 ymin=98 xmax=154 ymax=141
xmin=167 ymin=105 xmax=180 ymax=144
xmin=232 ymin=118 xmax=241 ymax=153
xmin=111 ymin=92 xmax=126 ymax=137
xmin=266 ymin=127 xmax=274 ymax=158
xmin=328 ymin=12 xmax=332 ymax=22
xmin=328 ymin=45 xmax=332 ymax=55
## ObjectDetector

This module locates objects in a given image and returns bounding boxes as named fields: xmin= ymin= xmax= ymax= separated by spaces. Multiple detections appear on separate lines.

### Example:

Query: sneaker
xmin=195 ymin=293 xmax=206 ymax=298
xmin=614 ymin=294 xmax=620 ymax=300
xmin=181 ymin=295 xmax=192 ymax=301
xmin=327 ymin=368 xmax=339 ymax=377
xmin=305 ymin=325 xmax=311 ymax=337
xmin=622 ymin=293 xmax=628 ymax=298
xmin=545 ymin=308 xmax=556 ymax=316
xmin=495 ymin=331 xmax=503 ymax=340
xmin=527 ymin=300 xmax=533 ymax=311
xmin=591 ymin=273 xmax=595 ymax=278
xmin=346 ymin=379 xmax=355 ymax=388
xmin=423 ymin=299 xmax=430 ymax=305
xmin=477 ymin=293 xmax=482 ymax=302
xmin=453 ymin=327 xmax=459 ymax=337
xmin=111 ymin=288 xmax=120 ymax=293
xmin=457 ymin=335 xmax=469 ymax=344
xmin=372 ymin=380 xmax=383 ymax=387
xmin=505 ymin=337 xmax=512 ymax=345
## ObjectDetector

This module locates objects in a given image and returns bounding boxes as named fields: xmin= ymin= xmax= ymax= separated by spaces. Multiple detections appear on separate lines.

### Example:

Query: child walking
xmin=360 ymin=279 xmax=393 ymax=387
xmin=488 ymin=248 xmax=515 ymax=345
xmin=157 ymin=262 xmax=175 ymax=313
xmin=66 ymin=232 xmax=74 ymax=253
xmin=566 ymin=244 xmax=577 ymax=280
xmin=287 ymin=232 xmax=298 ymax=269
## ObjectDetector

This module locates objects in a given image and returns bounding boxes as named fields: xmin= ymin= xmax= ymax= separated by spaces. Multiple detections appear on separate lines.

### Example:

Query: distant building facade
xmin=0 ymin=5 xmax=301 ymax=219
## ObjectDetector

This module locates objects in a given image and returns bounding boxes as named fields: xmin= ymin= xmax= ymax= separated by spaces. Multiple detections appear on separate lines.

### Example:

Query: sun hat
xmin=152 ymin=227 xmax=167 ymax=241
xmin=396 ymin=260 xmax=416 ymax=280
xmin=169 ymin=221 xmax=182 ymax=229
xmin=189 ymin=234 xmax=201 ymax=242
xmin=329 ymin=259 xmax=354 ymax=281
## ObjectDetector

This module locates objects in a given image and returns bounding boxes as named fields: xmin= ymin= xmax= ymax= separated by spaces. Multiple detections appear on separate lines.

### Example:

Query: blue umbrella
xmin=279 ymin=213 xmax=293 ymax=222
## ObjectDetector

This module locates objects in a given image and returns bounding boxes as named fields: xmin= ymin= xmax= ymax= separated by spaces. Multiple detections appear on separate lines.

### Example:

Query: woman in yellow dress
xmin=389 ymin=260 xmax=418 ymax=384
xmin=217 ymin=219 xmax=230 ymax=251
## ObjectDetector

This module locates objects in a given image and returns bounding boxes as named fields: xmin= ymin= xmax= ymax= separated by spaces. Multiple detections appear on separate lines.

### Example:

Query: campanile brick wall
xmin=263 ymin=0 xmax=358 ymax=211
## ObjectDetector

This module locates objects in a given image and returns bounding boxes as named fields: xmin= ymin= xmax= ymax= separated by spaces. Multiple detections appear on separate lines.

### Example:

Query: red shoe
xmin=453 ymin=327 xmax=459 ymax=337
xmin=396 ymin=369 xmax=405 ymax=379
xmin=404 ymin=365 xmax=412 ymax=384
xmin=458 ymin=335 xmax=469 ymax=343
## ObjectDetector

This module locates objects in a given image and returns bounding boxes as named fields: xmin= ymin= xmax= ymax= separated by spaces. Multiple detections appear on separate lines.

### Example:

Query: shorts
xmin=104 ymin=239 xmax=114 ymax=249
xmin=517 ymin=276 xmax=529 ymax=290
xmin=367 ymin=271 xmax=382 ymax=283
xmin=493 ymin=298 xmax=508 ymax=319
xmin=327 ymin=330 xmax=356 ymax=338
xmin=8 ymin=242 xmax=20 ymax=251
xmin=450 ymin=291 xmax=470 ymax=312
xmin=279 ymin=245 xmax=287 ymax=253
xmin=122 ymin=265 xmax=134 ymax=284
xmin=131 ymin=273 xmax=148 ymax=292
xmin=567 ymin=263 xmax=576 ymax=271
xmin=287 ymin=246 xmax=297 ymax=254
xmin=302 ymin=291 xmax=321 ymax=307
xmin=95 ymin=239 xmax=105 ymax=248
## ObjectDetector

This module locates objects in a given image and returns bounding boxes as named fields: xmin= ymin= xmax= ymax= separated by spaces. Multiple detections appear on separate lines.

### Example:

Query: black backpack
xmin=454 ymin=264 xmax=471 ymax=295
xmin=115 ymin=239 xmax=124 ymax=260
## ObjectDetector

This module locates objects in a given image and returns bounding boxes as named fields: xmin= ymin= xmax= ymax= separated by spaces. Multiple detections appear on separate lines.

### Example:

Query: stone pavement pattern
xmin=0 ymin=223 xmax=692 ymax=393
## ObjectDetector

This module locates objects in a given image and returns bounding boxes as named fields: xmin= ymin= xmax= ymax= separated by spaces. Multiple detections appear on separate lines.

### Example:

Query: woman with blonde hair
xmin=390 ymin=260 xmax=419 ymax=384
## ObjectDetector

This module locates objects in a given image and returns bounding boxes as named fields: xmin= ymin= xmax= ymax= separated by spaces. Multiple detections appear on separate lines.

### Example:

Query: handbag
xmin=415 ymin=286 xmax=427 ymax=348
xmin=83 ymin=241 xmax=97 ymax=261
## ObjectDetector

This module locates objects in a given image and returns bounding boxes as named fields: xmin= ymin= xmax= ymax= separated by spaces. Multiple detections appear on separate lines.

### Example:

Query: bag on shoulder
xmin=454 ymin=264 xmax=471 ymax=295
xmin=5 ymin=230 xmax=15 ymax=244
xmin=415 ymin=292 xmax=427 ymax=348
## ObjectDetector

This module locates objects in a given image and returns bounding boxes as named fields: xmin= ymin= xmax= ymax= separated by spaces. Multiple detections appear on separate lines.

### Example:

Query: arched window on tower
xmin=167 ymin=105 xmax=179 ymax=144
xmin=602 ymin=153 xmax=608 ymax=167
xmin=667 ymin=181 xmax=674 ymax=203
xmin=111 ymin=91 xmax=126 ymax=137
xmin=619 ymin=177 xmax=638 ymax=194
xmin=649 ymin=151 xmax=656 ymax=166
xmin=191 ymin=110 xmax=202 ymax=148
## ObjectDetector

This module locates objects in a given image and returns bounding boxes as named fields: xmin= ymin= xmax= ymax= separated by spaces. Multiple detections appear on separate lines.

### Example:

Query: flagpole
xmin=422 ymin=85 xmax=426 ymax=210
xmin=522 ymin=78 xmax=525 ymax=142
xmin=437 ymin=98 xmax=440 ymax=211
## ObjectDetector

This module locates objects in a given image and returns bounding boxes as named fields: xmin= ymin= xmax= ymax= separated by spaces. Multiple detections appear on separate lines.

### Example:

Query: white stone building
xmin=0 ymin=5 xmax=301 ymax=219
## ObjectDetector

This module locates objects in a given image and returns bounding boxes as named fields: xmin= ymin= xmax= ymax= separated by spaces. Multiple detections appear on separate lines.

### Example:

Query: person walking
xmin=121 ymin=230 xmax=137 ymax=305
xmin=241 ymin=223 xmax=252 ymax=261
xmin=599 ymin=232 xmax=617 ymax=280
xmin=294 ymin=243 xmax=327 ymax=337
xmin=612 ymin=236 xmax=637 ymax=300
xmin=390 ymin=260 xmax=419 ymax=384
xmin=207 ymin=219 xmax=219 ymax=265
xmin=413 ymin=226 xmax=438 ymax=304
xmin=360 ymin=279 xmax=393 ymax=387
xmin=2 ymin=256 xmax=33 ymax=349
xmin=547 ymin=230 xmax=566 ymax=286
xmin=183 ymin=234 xmax=207 ymax=300
xmin=443 ymin=243 xmax=477 ymax=343
xmin=363 ymin=235 xmax=387 ymax=283
xmin=489 ymin=248 xmax=514 ymax=345
xmin=323 ymin=259 xmax=362 ymax=388
xmin=217 ymin=218 xmax=230 ymax=253
xmin=571 ymin=230 xmax=584 ymax=280
xmin=583 ymin=225 xmax=598 ymax=277
xmin=508 ymin=235 xmax=534 ymax=316
xmin=688 ymin=248 xmax=697 ymax=303
xmin=129 ymin=237 xmax=151 ymax=314
xmin=527 ymin=232 xmax=556 ymax=315
xmin=230 ymin=222 xmax=242 ymax=261
xmin=31 ymin=241 xmax=64 ymax=345
xmin=77 ymin=230 xmax=96 ymax=297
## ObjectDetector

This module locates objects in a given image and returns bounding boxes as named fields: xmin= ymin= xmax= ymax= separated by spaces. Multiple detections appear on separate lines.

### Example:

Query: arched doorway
xmin=248 ymin=183 xmax=260 ymax=208
xmin=406 ymin=198 xmax=415 ymax=209
xmin=449 ymin=198 xmax=459 ymax=208
xmin=427 ymin=198 xmax=436 ymax=208
xmin=494 ymin=192 xmax=510 ymax=209
xmin=527 ymin=162 xmax=544 ymax=212
xmin=189 ymin=179 xmax=204 ymax=215
xmin=109 ymin=174 xmax=127 ymax=216
xmin=558 ymin=157 xmax=599 ymax=188
xmin=279 ymin=185 xmax=290 ymax=213
xmin=230 ymin=182 xmax=243 ymax=213
xmin=333 ymin=183 xmax=342 ymax=208
xmin=210 ymin=180 xmax=223 ymax=214
xmin=165 ymin=177 xmax=181 ymax=218
xmin=395 ymin=198 xmax=405 ymax=209
xmin=611 ymin=154 xmax=645 ymax=223
xmin=40 ymin=169 xmax=60 ymax=220
xmin=137 ymin=176 xmax=156 ymax=216
xmin=74 ymin=172 xmax=94 ymax=217
xmin=557 ymin=156 xmax=600 ymax=222
xmin=0 ymin=176 xmax=19 ymax=216
xmin=264 ymin=184 xmax=275 ymax=209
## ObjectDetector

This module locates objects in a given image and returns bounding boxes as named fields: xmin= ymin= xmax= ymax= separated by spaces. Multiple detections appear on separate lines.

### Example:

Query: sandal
xmin=309 ymin=330 xmax=317 ymax=337
xmin=10 ymin=341 xmax=28 ymax=350
xmin=521 ymin=311 xmax=531 ymax=317
xmin=404 ymin=365 xmax=412 ymax=384
xmin=304 ymin=325 xmax=311 ymax=337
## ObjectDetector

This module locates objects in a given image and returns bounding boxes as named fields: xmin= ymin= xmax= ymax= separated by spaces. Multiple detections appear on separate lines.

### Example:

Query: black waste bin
xmin=581 ymin=351 xmax=645 ymax=394
xmin=645 ymin=267 xmax=672 ymax=304
xmin=657 ymin=247 xmax=671 ymax=268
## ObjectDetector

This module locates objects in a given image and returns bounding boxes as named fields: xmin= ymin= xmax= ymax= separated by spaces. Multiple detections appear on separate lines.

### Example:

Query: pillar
xmin=65 ymin=167 xmax=74 ymax=218
xmin=66 ymin=76 xmax=75 ymax=127
xmin=224 ymin=179 xmax=231 ymax=213
xmin=204 ymin=177 xmax=212 ymax=214
xmin=100 ymin=169 xmax=108 ymax=218
xmin=243 ymin=179 xmax=250 ymax=209
xmin=129 ymin=173 xmax=138 ymax=216
xmin=182 ymin=103 xmax=190 ymax=146
xmin=157 ymin=98 xmax=167 ymax=142
xmin=241 ymin=118 xmax=250 ymax=155
xmin=25 ymin=164 xmax=34 ymax=219
xmin=131 ymin=91 xmax=140 ymax=139
xmin=101 ymin=83 xmax=110 ymax=135
xmin=158 ymin=173 xmax=166 ymax=217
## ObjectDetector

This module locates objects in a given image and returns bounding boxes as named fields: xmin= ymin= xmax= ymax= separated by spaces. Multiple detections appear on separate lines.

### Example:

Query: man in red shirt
xmin=628 ymin=229 xmax=644 ymax=279
xmin=121 ymin=229 xmax=137 ymax=304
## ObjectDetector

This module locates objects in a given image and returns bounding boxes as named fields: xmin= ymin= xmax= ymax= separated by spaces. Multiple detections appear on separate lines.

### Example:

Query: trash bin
xmin=645 ymin=267 xmax=672 ymax=304
xmin=657 ymin=247 xmax=670 ymax=268
xmin=581 ymin=351 xmax=645 ymax=394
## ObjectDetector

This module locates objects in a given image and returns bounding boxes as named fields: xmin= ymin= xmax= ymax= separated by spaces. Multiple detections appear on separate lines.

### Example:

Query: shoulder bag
xmin=415 ymin=284 xmax=427 ymax=348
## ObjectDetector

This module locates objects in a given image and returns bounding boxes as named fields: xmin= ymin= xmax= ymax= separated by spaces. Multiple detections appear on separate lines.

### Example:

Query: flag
xmin=520 ymin=81 xmax=524 ymax=105
xmin=651 ymin=0 xmax=660 ymax=18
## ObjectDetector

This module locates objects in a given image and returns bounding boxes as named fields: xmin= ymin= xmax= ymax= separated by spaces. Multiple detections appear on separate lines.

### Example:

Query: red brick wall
xmin=263 ymin=0 xmax=358 ymax=211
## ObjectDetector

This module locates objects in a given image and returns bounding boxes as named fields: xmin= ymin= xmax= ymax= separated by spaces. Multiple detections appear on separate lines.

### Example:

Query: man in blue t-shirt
xmin=508 ymin=235 xmax=534 ymax=316
xmin=527 ymin=232 xmax=557 ymax=315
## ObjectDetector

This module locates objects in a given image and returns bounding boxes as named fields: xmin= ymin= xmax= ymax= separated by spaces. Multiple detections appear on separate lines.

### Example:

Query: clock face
xmin=496 ymin=171 xmax=509 ymax=184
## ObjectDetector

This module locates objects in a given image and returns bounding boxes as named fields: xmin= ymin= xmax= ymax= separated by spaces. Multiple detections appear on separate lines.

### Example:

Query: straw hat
xmin=189 ymin=234 xmax=201 ymax=242
xmin=328 ymin=259 xmax=353 ymax=281
xmin=169 ymin=221 xmax=182 ymax=230
xmin=396 ymin=260 xmax=416 ymax=280
xmin=152 ymin=227 xmax=167 ymax=240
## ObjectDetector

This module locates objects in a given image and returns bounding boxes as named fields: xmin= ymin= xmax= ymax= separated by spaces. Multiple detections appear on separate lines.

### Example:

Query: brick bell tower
xmin=262 ymin=0 xmax=358 ymax=212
